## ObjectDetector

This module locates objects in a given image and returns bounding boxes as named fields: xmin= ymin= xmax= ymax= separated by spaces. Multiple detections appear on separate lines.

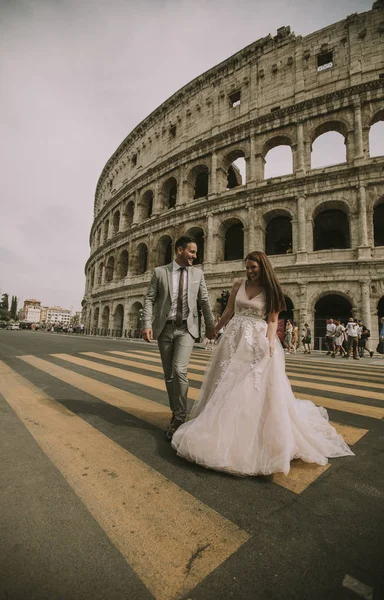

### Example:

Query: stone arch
xmin=222 ymin=149 xmax=247 ymax=189
xmin=369 ymin=109 xmax=384 ymax=158
xmin=90 ymin=268 xmax=95 ymax=289
xmin=128 ymin=301 xmax=143 ymax=336
xmin=124 ymin=200 xmax=135 ymax=227
xmin=377 ymin=296 xmax=384 ymax=335
xmin=101 ymin=305 xmax=110 ymax=333
xmin=161 ymin=177 xmax=178 ymax=209
xmin=263 ymin=209 xmax=293 ymax=255
xmin=97 ymin=261 xmax=104 ymax=285
xmin=310 ymin=120 xmax=348 ymax=169
xmin=134 ymin=243 xmax=148 ymax=275
xmin=185 ymin=227 xmax=205 ymax=264
xmin=93 ymin=306 xmax=100 ymax=329
xmin=314 ymin=293 xmax=353 ymax=349
xmin=373 ymin=196 xmax=384 ymax=246
xmin=312 ymin=201 xmax=351 ymax=251
xmin=113 ymin=304 xmax=124 ymax=336
xmin=263 ymin=135 xmax=293 ymax=179
xmin=138 ymin=190 xmax=153 ymax=220
xmin=117 ymin=249 xmax=129 ymax=278
xmin=218 ymin=218 xmax=244 ymax=262
xmin=112 ymin=210 xmax=120 ymax=234
xmin=187 ymin=164 xmax=209 ymax=200
xmin=105 ymin=255 xmax=115 ymax=282
xmin=157 ymin=235 xmax=173 ymax=266
xmin=279 ymin=296 xmax=294 ymax=322
xmin=103 ymin=219 xmax=109 ymax=242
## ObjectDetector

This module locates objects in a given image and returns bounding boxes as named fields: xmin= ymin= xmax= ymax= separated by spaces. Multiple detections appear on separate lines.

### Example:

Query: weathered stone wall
xmin=83 ymin=2 xmax=384 ymax=347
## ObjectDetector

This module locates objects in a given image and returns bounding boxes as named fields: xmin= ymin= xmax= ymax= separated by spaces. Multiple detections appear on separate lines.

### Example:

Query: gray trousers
xmin=157 ymin=323 xmax=195 ymax=421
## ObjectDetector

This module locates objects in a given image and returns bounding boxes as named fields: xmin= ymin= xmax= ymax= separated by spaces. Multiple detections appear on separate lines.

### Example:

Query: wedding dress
xmin=172 ymin=280 xmax=354 ymax=476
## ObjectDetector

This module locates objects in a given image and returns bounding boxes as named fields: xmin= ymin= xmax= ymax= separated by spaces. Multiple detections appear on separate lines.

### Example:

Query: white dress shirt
xmin=326 ymin=323 xmax=336 ymax=336
xmin=167 ymin=261 xmax=189 ymax=320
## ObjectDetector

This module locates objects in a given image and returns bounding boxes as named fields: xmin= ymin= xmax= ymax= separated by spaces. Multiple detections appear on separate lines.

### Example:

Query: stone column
xmin=205 ymin=213 xmax=215 ymax=264
xmin=247 ymin=206 xmax=256 ymax=253
xmin=248 ymin=134 xmax=257 ymax=182
xmin=152 ymin=180 xmax=162 ymax=215
xmin=295 ymin=195 xmax=308 ymax=263
xmin=354 ymin=102 xmax=364 ymax=161
xmin=360 ymin=280 xmax=372 ymax=331
xmin=298 ymin=283 xmax=308 ymax=343
xmin=357 ymin=184 xmax=371 ymax=260
xmin=107 ymin=213 xmax=113 ymax=239
xmin=132 ymin=192 xmax=140 ymax=224
xmin=254 ymin=152 xmax=265 ymax=181
xmin=295 ymin=120 xmax=306 ymax=175
xmin=210 ymin=152 xmax=217 ymax=195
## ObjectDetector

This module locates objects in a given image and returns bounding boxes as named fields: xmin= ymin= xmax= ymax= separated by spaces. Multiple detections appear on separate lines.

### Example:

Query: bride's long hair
xmin=245 ymin=251 xmax=286 ymax=315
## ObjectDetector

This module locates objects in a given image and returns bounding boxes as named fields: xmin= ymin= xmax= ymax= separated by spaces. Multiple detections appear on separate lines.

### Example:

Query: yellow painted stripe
xmin=48 ymin=353 xmax=199 ymax=401
xmin=286 ymin=370 xmax=383 ymax=391
xmin=286 ymin=362 xmax=384 ymax=379
xmin=81 ymin=352 xmax=205 ymax=382
xmin=15 ymin=357 xmax=368 ymax=497
xmin=6 ymin=359 xmax=248 ymax=599
xmin=130 ymin=348 xmax=209 ymax=366
xmin=107 ymin=351 xmax=207 ymax=372
xmin=286 ymin=356 xmax=384 ymax=370
xmin=289 ymin=378 xmax=384 ymax=402
xmin=286 ymin=367 xmax=383 ymax=386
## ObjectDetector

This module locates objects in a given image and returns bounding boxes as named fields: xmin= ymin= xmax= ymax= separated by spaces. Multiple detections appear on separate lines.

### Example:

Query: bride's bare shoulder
xmin=232 ymin=279 xmax=243 ymax=291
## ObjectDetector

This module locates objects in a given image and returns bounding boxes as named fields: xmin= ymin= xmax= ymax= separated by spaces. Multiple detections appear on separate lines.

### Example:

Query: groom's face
xmin=176 ymin=243 xmax=197 ymax=267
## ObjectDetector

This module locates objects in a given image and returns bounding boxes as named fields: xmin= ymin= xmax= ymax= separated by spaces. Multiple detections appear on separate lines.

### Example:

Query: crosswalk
xmin=1 ymin=345 xmax=382 ymax=600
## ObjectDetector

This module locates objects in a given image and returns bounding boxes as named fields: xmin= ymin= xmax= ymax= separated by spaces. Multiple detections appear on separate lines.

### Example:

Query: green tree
xmin=1 ymin=293 xmax=9 ymax=311
xmin=10 ymin=296 xmax=18 ymax=320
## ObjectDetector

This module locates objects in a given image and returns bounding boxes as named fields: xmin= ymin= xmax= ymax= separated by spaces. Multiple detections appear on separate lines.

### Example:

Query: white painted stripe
xmin=342 ymin=575 xmax=373 ymax=599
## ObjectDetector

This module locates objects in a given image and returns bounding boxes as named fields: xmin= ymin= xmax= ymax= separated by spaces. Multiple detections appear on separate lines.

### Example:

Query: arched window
xmin=264 ymin=146 xmax=293 ymax=179
xmin=97 ymin=229 xmax=101 ymax=247
xmin=113 ymin=211 xmax=120 ymax=234
xmin=139 ymin=191 xmax=153 ymax=220
xmin=185 ymin=227 xmax=204 ymax=264
xmin=113 ymin=304 xmax=124 ymax=337
xmin=192 ymin=166 xmax=209 ymax=199
xmin=97 ymin=262 xmax=104 ymax=285
xmin=128 ymin=301 xmax=143 ymax=334
xmin=311 ymin=122 xmax=347 ymax=169
xmin=90 ymin=268 xmax=95 ymax=289
xmin=93 ymin=307 xmax=100 ymax=329
xmin=279 ymin=296 xmax=294 ymax=322
xmin=157 ymin=235 xmax=173 ymax=266
xmin=135 ymin=243 xmax=148 ymax=274
xmin=224 ymin=150 xmax=246 ymax=189
xmin=265 ymin=214 xmax=292 ymax=255
xmin=162 ymin=177 xmax=177 ymax=209
xmin=374 ymin=199 xmax=384 ymax=246
xmin=103 ymin=219 xmax=109 ymax=242
xmin=105 ymin=256 xmax=115 ymax=282
xmin=221 ymin=219 xmax=244 ymax=261
xmin=313 ymin=208 xmax=350 ymax=250
xmin=314 ymin=295 xmax=352 ymax=349
xmin=369 ymin=112 xmax=384 ymax=158
xmin=117 ymin=249 xmax=129 ymax=278
xmin=124 ymin=201 xmax=135 ymax=227
xmin=101 ymin=306 xmax=110 ymax=333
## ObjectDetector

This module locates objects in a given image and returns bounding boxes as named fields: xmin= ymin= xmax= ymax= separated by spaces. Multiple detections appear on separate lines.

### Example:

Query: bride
xmin=171 ymin=251 xmax=354 ymax=476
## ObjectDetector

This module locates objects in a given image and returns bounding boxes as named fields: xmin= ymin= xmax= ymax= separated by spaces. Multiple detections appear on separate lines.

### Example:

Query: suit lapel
xmin=166 ymin=263 xmax=173 ymax=301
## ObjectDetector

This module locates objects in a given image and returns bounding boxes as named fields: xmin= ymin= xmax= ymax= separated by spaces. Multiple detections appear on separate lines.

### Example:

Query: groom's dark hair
xmin=175 ymin=235 xmax=197 ymax=252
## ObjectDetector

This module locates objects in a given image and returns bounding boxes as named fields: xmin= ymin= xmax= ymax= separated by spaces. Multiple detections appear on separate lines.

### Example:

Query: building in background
xmin=22 ymin=299 xmax=42 ymax=323
xmin=42 ymin=306 xmax=71 ymax=327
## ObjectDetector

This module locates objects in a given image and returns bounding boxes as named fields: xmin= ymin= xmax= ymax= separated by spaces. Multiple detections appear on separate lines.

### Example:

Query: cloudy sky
xmin=0 ymin=0 xmax=374 ymax=313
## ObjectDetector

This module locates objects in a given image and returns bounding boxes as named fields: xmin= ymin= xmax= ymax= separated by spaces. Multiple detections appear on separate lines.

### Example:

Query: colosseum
xmin=83 ymin=1 xmax=384 ymax=350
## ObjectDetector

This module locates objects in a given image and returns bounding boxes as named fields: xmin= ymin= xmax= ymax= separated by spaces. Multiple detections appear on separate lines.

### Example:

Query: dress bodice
xmin=235 ymin=279 xmax=267 ymax=319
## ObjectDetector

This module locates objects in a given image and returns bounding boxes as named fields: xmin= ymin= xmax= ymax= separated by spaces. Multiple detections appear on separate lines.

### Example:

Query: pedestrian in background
xmin=302 ymin=323 xmax=311 ymax=354
xmin=332 ymin=319 xmax=346 ymax=357
xmin=346 ymin=317 xmax=359 ymax=360
xmin=325 ymin=319 xmax=336 ymax=355
xmin=359 ymin=326 xmax=373 ymax=358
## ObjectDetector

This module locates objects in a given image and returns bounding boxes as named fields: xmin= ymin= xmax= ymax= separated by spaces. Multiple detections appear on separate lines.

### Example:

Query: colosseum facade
xmin=83 ymin=1 xmax=384 ymax=349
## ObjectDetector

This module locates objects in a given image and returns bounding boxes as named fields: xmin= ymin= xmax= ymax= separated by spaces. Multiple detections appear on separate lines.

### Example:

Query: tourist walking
xmin=332 ymin=319 xmax=346 ymax=357
xmin=325 ymin=319 xmax=336 ymax=355
xmin=284 ymin=319 xmax=293 ymax=353
xmin=172 ymin=251 xmax=353 ymax=476
xmin=302 ymin=323 xmax=312 ymax=354
xmin=346 ymin=317 xmax=359 ymax=360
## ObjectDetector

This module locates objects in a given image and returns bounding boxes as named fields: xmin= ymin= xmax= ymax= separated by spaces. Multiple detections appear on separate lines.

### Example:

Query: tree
xmin=10 ymin=296 xmax=18 ymax=320
xmin=1 ymin=293 xmax=9 ymax=311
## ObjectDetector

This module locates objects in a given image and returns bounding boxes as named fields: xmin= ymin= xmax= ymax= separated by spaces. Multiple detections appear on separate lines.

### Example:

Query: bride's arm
xmin=214 ymin=280 xmax=242 ymax=333
xmin=266 ymin=312 xmax=279 ymax=357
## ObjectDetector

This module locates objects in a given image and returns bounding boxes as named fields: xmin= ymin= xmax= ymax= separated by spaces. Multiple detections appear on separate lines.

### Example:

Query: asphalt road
xmin=0 ymin=330 xmax=383 ymax=600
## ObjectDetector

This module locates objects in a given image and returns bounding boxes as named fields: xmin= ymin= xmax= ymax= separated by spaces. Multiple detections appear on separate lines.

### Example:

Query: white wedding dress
xmin=172 ymin=280 xmax=354 ymax=476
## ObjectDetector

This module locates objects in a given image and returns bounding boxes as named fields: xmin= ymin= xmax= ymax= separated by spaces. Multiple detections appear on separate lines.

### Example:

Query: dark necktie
xmin=176 ymin=267 xmax=186 ymax=327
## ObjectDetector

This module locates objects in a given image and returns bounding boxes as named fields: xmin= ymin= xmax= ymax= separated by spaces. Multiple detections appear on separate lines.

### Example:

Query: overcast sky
xmin=0 ymin=0 xmax=374 ymax=313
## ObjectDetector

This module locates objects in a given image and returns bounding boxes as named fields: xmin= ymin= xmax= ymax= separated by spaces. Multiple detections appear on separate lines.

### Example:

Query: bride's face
xmin=245 ymin=260 xmax=261 ymax=282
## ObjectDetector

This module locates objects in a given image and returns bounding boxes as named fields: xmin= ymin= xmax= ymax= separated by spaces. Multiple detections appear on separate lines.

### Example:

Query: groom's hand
xmin=206 ymin=328 xmax=216 ymax=340
xmin=142 ymin=328 xmax=153 ymax=343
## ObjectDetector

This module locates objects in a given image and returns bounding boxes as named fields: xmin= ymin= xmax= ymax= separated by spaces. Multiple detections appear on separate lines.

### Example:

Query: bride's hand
xmin=269 ymin=340 xmax=275 ymax=357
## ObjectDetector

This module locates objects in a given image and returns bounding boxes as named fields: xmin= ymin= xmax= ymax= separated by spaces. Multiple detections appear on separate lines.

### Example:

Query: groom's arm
xmin=143 ymin=270 xmax=158 ymax=342
xmin=198 ymin=271 xmax=214 ymax=335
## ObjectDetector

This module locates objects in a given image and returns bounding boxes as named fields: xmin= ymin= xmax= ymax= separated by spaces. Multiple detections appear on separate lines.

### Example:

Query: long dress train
xmin=171 ymin=280 xmax=354 ymax=476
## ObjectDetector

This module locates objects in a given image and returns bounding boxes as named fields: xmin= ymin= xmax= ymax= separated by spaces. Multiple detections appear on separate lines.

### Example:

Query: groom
xmin=143 ymin=235 xmax=215 ymax=439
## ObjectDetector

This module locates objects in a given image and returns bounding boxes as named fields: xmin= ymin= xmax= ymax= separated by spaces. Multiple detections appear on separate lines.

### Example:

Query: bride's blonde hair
xmin=245 ymin=251 xmax=286 ymax=315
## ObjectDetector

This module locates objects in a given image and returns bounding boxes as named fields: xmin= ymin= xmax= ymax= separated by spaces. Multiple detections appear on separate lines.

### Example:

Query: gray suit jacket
xmin=143 ymin=263 xmax=214 ymax=339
